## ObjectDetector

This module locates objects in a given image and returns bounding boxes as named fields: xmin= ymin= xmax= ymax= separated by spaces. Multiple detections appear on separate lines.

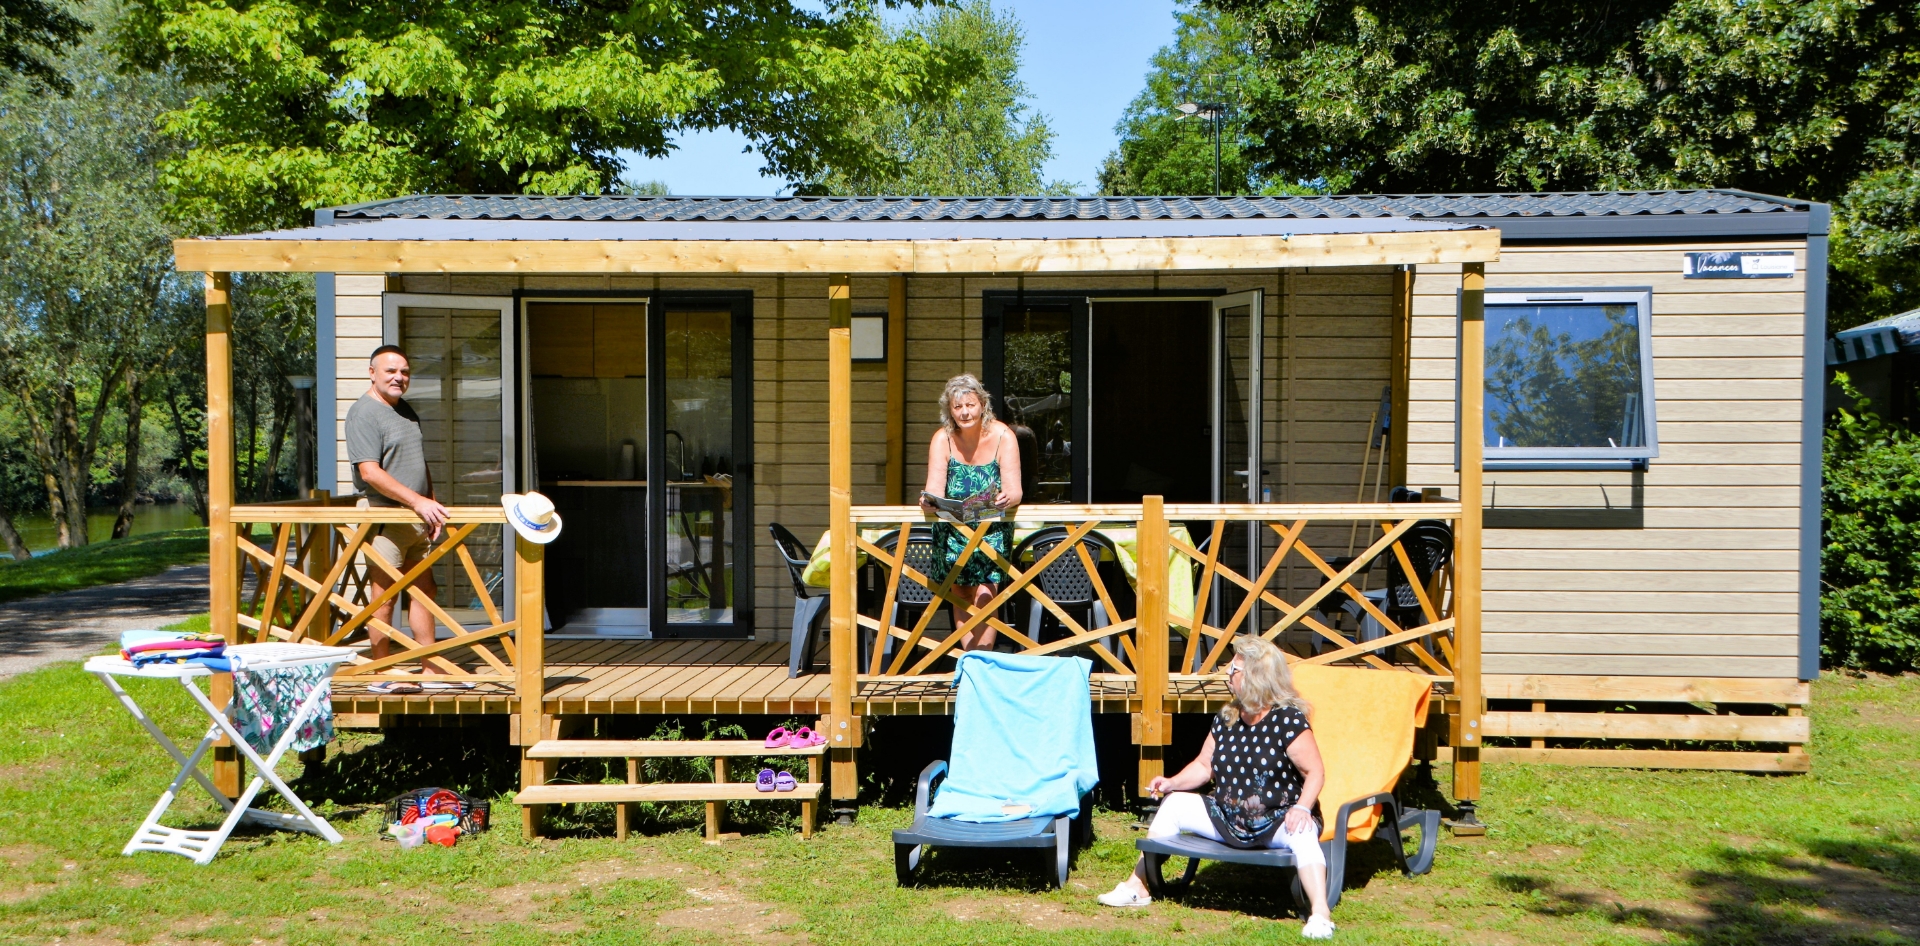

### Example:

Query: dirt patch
xmin=1527 ymin=845 xmax=1579 ymax=863
xmin=0 ymin=882 xmax=56 ymax=905
xmin=0 ymin=842 xmax=52 ymax=868
xmin=656 ymin=885 xmax=803 ymax=940
xmin=447 ymin=856 xmax=695 ymax=927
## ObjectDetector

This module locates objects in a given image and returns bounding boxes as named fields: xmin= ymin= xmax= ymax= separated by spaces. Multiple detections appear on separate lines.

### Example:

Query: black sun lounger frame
xmin=1135 ymin=790 xmax=1440 ymax=912
xmin=893 ymin=759 xmax=1092 ymax=889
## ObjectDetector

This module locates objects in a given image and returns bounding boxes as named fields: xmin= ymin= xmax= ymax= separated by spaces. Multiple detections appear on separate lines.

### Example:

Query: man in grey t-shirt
xmin=346 ymin=345 xmax=451 ymax=691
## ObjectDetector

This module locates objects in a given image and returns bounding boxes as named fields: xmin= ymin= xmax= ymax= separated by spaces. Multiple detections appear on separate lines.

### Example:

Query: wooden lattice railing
xmin=841 ymin=499 xmax=1464 ymax=684
xmin=229 ymin=498 xmax=521 ymax=687
xmin=1164 ymin=503 xmax=1461 ymax=680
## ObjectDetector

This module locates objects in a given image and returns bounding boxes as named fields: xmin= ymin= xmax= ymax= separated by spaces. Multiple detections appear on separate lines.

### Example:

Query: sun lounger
xmin=892 ymin=651 xmax=1099 ymax=888
xmin=1135 ymin=664 xmax=1441 ymax=912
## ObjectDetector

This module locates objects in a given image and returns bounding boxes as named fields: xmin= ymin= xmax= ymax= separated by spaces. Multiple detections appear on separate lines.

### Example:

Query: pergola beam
xmin=173 ymin=230 xmax=1500 ymax=275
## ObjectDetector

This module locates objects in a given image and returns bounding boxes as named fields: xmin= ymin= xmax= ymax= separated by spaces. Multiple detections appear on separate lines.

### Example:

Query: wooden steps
xmin=517 ymin=739 xmax=825 ymax=841
xmin=516 ymin=782 xmax=824 ymax=804
xmin=527 ymin=739 xmax=826 ymax=759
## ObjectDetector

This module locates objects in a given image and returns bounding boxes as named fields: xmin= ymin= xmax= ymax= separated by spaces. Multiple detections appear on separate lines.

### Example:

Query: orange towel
xmin=1289 ymin=664 xmax=1435 ymax=842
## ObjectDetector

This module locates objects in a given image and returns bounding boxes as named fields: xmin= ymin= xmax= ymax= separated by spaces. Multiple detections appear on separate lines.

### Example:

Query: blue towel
xmin=927 ymin=652 xmax=1099 ymax=823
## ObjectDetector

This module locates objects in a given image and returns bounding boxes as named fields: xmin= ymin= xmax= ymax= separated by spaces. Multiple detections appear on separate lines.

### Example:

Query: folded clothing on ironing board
xmin=119 ymin=630 xmax=228 ymax=670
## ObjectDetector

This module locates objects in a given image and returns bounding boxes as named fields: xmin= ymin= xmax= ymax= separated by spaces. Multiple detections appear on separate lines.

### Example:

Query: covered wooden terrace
xmin=174 ymin=209 xmax=1501 ymax=825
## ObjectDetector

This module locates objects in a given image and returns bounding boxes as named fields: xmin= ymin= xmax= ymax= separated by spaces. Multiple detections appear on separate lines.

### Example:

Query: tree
xmin=0 ymin=0 xmax=89 ymax=91
xmin=0 ymin=1 xmax=187 ymax=549
xmin=1099 ymin=4 xmax=1264 ymax=196
xmin=1822 ymin=375 xmax=1920 ymax=672
xmin=803 ymin=1 xmax=1069 ymax=196
xmin=1205 ymin=0 xmax=1920 ymax=326
xmin=119 ymin=0 xmax=970 ymax=232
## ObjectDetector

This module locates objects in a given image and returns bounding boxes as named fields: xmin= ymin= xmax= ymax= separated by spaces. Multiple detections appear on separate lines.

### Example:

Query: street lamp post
xmin=1175 ymin=101 xmax=1230 ymax=195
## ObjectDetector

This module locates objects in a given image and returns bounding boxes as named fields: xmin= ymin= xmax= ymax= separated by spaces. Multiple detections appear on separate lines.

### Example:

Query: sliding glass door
xmin=518 ymin=294 xmax=752 ymax=640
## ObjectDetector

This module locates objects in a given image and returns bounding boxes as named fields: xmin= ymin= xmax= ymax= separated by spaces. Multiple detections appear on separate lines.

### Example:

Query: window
xmin=1473 ymin=289 xmax=1657 ymax=469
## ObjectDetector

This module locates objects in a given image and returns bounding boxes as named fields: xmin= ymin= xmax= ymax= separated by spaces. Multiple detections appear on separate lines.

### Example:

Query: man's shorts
xmin=365 ymin=522 xmax=431 ymax=571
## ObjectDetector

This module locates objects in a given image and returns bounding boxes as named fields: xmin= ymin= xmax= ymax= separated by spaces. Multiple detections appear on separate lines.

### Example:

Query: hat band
xmin=511 ymin=503 xmax=556 ymax=532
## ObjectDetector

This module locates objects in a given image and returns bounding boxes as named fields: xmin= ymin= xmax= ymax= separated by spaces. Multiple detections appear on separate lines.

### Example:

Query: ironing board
xmin=86 ymin=642 xmax=356 ymax=864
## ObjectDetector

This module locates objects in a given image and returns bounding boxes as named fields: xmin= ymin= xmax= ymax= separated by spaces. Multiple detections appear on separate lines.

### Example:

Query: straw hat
xmin=501 ymin=492 xmax=563 ymax=544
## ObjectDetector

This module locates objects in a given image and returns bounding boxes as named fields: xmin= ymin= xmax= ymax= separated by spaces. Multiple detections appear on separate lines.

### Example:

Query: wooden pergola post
xmin=1134 ymin=496 xmax=1170 ymax=795
xmin=1389 ymin=266 xmax=1413 ymax=486
xmin=516 ymin=536 xmax=548 ymax=838
xmin=1452 ymin=262 xmax=1486 ymax=833
xmin=826 ymin=275 xmax=859 ymax=820
xmin=885 ymin=275 xmax=908 ymax=504
xmin=205 ymin=272 xmax=242 ymax=798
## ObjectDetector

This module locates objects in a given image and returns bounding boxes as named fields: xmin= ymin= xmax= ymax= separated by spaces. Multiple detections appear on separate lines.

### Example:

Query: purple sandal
xmin=774 ymin=770 xmax=797 ymax=793
xmin=756 ymin=768 xmax=777 ymax=792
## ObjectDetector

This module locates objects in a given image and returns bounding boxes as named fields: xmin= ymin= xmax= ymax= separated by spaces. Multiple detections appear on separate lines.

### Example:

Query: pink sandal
xmin=763 ymin=727 xmax=793 ymax=749
xmin=792 ymin=726 xmax=826 ymax=748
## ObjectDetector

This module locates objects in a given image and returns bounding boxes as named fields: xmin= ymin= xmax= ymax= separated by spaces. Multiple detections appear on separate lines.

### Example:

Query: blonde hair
xmin=938 ymin=374 xmax=996 ymax=437
xmin=1219 ymin=634 xmax=1311 ymax=724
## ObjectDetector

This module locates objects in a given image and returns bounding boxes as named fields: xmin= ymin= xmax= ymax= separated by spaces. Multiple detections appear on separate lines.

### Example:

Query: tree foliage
xmin=804 ymin=1 xmax=1067 ymax=196
xmin=1823 ymin=375 xmax=1920 ymax=673
xmin=0 ymin=5 xmax=192 ymax=549
xmin=1203 ymin=0 xmax=1920 ymax=326
xmin=0 ymin=0 xmax=90 ymax=91
xmin=119 ymin=0 xmax=968 ymax=231
xmin=1099 ymin=4 xmax=1265 ymax=196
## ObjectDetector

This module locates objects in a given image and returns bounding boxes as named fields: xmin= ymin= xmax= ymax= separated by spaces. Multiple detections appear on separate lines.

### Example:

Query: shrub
xmin=1822 ymin=375 xmax=1920 ymax=672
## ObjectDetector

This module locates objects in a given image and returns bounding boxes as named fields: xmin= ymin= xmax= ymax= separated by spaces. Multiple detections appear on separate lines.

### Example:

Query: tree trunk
xmin=0 ymin=500 xmax=30 ymax=561
xmin=113 ymin=369 xmax=144 ymax=539
xmin=164 ymin=393 xmax=210 ymax=525
xmin=17 ymin=393 xmax=76 ymax=549
xmin=243 ymin=381 xmax=258 ymax=500
xmin=255 ymin=389 xmax=292 ymax=503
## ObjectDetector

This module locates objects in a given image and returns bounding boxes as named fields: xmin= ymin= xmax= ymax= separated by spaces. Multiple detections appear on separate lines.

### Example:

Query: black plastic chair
xmin=866 ymin=527 xmax=939 ymax=672
xmin=1009 ymin=527 xmax=1120 ymax=664
xmin=770 ymin=523 xmax=831 ymax=677
xmin=1319 ymin=518 xmax=1454 ymax=655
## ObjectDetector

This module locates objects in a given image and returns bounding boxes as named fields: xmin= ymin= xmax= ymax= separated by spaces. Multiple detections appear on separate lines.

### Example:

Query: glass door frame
xmin=511 ymin=289 xmax=756 ymax=640
xmin=382 ymin=293 xmax=519 ymax=618
xmin=982 ymin=289 xmax=1231 ymax=504
xmin=1210 ymin=290 xmax=1265 ymax=504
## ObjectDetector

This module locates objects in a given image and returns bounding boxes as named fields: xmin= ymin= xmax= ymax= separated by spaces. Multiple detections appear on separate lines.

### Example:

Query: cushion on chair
xmin=1289 ymin=664 xmax=1433 ymax=842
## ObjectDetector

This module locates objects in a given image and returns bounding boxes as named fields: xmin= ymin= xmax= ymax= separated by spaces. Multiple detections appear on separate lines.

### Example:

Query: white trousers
xmin=1147 ymin=791 xmax=1326 ymax=868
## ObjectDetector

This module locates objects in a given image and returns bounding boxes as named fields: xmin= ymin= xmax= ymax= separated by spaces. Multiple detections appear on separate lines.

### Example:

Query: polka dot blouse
xmin=1205 ymin=706 xmax=1311 ymax=844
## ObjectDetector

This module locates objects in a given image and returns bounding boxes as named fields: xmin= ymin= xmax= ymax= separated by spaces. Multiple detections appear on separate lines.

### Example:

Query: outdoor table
xmin=86 ymin=642 xmax=356 ymax=865
xmin=803 ymin=521 xmax=1196 ymax=620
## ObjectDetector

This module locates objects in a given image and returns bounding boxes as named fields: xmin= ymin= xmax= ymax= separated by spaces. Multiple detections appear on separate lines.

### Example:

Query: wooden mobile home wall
xmin=323 ymin=243 xmax=1814 ymax=766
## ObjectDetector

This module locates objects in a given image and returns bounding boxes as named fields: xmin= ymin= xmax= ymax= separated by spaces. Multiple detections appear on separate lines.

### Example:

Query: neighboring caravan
xmin=177 ymin=191 xmax=1825 ymax=829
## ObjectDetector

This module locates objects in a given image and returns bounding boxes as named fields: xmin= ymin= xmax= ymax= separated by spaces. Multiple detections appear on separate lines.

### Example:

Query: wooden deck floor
xmin=331 ymin=640 xmax=1228 ymax=721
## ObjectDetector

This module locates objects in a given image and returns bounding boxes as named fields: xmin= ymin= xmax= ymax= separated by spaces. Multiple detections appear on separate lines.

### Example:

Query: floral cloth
xmin=931 ymin=456 xmax=1011 ymax=585
xmin=231 ymin=664 xmax=334 ymax=754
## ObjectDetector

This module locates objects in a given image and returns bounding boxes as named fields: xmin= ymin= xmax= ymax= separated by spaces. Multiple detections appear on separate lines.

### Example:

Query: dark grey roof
xmin=334 ymin=191 xmax=1808 ymax=223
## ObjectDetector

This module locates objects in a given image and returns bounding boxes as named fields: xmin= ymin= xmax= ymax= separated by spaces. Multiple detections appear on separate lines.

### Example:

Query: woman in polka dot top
xmin=1096 ymin=635 xmax=1335 ymax=939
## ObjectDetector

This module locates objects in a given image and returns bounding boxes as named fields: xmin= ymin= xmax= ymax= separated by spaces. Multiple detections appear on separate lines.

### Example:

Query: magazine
xmin=920 ymin=488 xmax=1004 ymax=525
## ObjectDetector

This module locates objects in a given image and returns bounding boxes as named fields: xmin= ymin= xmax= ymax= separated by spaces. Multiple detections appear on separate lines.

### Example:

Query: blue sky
xmin=621 ymin=0 xmax=1181 ymax=195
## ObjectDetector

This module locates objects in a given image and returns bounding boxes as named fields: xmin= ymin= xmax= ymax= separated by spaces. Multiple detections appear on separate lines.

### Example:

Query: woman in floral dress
xmin=920 ymin=374 xmax=1023 ymax=651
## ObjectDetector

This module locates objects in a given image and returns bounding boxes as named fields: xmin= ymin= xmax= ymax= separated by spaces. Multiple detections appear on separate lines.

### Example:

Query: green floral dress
xmin=932 ymin=456 xmax=1011 ymax=585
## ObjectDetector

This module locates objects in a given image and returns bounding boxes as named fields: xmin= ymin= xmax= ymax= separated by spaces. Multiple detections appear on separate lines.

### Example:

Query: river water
xmin=9 ymin=503 xmax=204 ymax=555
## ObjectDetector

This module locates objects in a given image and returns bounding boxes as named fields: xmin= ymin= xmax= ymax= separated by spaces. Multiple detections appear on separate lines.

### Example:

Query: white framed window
xmin=1466 ymin=288 xmax=1658 ymax=470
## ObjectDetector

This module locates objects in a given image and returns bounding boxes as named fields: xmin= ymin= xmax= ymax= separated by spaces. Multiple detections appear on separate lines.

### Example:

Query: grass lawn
xmin=0 ymin=528 xmax=208 ymax=604
xmin=1 ymin=645 xmax=1916 ymax=946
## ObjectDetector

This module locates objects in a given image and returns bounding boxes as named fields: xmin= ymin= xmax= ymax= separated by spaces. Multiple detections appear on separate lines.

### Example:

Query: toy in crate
xmin=384 ymin=787 xmax=490 ymax=847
